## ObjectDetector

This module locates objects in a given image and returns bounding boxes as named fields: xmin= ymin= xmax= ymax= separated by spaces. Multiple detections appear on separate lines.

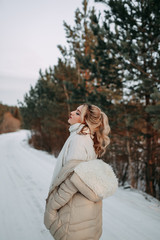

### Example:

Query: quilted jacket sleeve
xmin=46 ymin=176 xmax=78 ymax=212
xmin=50 ymin=177 xmax=78 ymax=210
xmin=70 ymin=172 xmax=101 ymax=202
xmin=44 ymin=176 xmax=78 ymax=229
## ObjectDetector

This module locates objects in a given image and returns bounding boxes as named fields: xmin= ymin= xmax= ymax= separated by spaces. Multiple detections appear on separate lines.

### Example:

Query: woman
xmin=44 ymin=103 xmax=118 ymax=240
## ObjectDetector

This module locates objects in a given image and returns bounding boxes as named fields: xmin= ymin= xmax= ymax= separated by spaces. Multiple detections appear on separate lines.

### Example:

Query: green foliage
xmin=19 ymin=69 xmax=69 ymax=153
xmin=97 ymin=0 xmax=160 ymax=102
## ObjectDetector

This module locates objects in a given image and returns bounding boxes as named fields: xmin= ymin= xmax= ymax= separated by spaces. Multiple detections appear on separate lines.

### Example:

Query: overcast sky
xmin=0 ymin=0 xmax=105 ymax=106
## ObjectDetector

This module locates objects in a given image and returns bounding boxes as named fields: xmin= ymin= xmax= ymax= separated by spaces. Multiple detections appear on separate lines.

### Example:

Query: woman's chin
xmin=68 ymin=119 xmax=71 ymax=124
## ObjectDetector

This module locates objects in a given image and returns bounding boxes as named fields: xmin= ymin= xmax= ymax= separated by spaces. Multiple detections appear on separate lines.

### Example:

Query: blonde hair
xmin=80 ymin=103 xmax=110 ymax=157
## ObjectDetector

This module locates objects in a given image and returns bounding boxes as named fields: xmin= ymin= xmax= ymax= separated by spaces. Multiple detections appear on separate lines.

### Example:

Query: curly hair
xmin=79 ymin=104 xmax=110 ymax=157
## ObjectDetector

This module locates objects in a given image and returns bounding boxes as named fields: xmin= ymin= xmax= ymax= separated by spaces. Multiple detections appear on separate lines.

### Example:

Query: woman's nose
xmin=70 ymin=111 xmax=74 ymax=116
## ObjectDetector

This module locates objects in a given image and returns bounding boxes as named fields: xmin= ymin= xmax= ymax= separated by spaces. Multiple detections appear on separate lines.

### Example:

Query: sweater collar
xmin=69 ymin=123 xmax=93 ymax=138
xmin=69 ymin=123 xmax=85 ymax=135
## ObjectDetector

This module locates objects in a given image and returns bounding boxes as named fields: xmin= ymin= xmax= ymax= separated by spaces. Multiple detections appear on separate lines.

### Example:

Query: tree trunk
xmin=126 ymin=130 xmax=135 ymax=187
xmin=145 ymin=94 xmax=154 ymax=195
xmin=62 ymin=82 xmax=70 ymax=116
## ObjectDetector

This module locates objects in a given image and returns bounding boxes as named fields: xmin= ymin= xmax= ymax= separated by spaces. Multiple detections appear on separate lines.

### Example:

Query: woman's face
xmin=68 ymin=105 xmax=83 ymax=125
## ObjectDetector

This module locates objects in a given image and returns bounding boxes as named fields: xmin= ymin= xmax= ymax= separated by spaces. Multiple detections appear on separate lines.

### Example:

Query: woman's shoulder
xmin=72 ymin=132 xmax=93 ymax=144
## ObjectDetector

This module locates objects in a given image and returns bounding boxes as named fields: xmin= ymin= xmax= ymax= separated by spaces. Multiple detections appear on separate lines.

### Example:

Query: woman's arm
xmin=70 ymin=172 xmax=101 ymax=202
xmin=50 ymin=176 xmax=78 ymax=210
xmin=46 ymin=175 xmax=78 ymax=214
xmin=44 ymin=175 xmax=78 ymax=229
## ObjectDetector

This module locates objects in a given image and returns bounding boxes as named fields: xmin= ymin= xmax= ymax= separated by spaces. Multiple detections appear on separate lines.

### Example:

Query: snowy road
xmin=0 ymin=130 xmax=160 ymax=240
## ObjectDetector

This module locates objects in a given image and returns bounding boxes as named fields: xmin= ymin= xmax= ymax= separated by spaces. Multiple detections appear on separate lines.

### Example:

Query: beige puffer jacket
xmin=44 ymin=159 xmax=118 ymax=240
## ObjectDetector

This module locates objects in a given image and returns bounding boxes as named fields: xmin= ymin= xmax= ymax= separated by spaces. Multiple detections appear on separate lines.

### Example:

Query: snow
xmin=0 ymin=130 xmax=160 ymax=240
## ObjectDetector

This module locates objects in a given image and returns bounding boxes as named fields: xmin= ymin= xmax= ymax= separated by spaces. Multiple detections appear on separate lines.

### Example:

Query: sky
xmin=0 ymin=0 xmax=105 ymax=106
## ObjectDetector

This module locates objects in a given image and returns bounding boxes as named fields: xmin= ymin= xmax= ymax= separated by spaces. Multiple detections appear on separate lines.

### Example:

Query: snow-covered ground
xmin=0 ymin=130 xmax=160 ymax=240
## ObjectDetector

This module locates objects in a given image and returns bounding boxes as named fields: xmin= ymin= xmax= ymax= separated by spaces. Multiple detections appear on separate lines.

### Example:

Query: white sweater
xmin=49 ymin=123 xmax=97 ymax=190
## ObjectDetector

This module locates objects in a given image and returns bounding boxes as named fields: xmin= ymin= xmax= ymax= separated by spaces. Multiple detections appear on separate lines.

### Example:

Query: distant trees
xmin=19 ymin=0 xmax=160 ymax=199
xmin=0 ymin=103 xmax=21 ymax=133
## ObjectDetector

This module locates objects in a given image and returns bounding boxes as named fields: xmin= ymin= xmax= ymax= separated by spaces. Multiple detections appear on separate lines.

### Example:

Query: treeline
xmin=0 ymin=103 xmax=21 ymax=133
xmin=19 ymin=0 xmax=160 ymax=199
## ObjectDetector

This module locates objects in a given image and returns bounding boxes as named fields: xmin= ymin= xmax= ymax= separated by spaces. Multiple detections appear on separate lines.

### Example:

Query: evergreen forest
xmin=19 ymin=0 xmax=160 ymax=200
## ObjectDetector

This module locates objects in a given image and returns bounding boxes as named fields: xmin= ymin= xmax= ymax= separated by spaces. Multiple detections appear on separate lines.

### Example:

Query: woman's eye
xmin=76 ymin=112 xmax=80 ymax=116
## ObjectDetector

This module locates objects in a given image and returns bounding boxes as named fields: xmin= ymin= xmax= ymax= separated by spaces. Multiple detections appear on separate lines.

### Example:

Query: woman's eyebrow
xmin=76 ymin=108 xmax=81 ymax=113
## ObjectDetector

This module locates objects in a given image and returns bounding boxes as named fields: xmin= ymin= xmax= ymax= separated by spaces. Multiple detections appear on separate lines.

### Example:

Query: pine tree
xmin=58 ymin=0 xmax=101 ymax=102
xmin=96 ymin=0 xmax=160 ymax=196
xmin=19 ymin=70 xmax=69 ymax=154
xmin=53 ymin=59 xmax=78 ymax=114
